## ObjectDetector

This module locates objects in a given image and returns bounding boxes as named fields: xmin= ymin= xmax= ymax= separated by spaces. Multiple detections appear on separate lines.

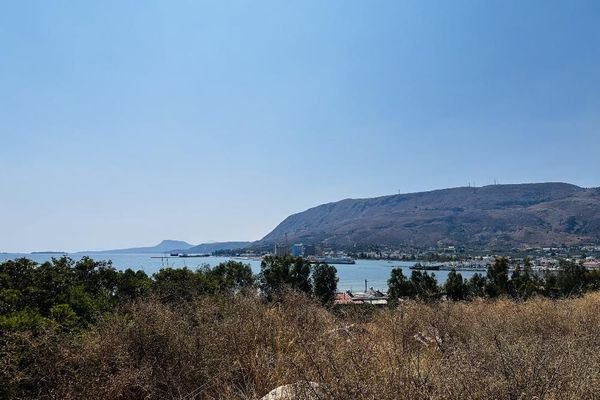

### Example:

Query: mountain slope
xmin=185 ymin=241 xmax=251 ymax=254
xmin=82 ymin=240 xmax=252 ymax=255
xmin=84 ymin=240 xmax=194 ymax=254
xmin=259 ymin=183 xmax=600 ymax=250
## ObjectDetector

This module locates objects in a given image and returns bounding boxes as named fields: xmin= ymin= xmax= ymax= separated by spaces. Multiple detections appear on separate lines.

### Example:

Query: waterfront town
xmin=238 ymin=242 xmax=600 ymax=272
xmin=223 ymin=242 xmax=600 ymax=306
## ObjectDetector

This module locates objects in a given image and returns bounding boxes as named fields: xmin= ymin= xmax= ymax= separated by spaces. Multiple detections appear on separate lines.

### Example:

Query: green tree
xmin=0 ymin=258 xmax=38 ymax=308
xmin=291 ymin=257 xmax=312 ymax=293
xmin=410 ymin=271 xmax=439 ymax=299
xmin=556 ymin=259 xmax=587 ymax=297
xmin=259 ymin=256 xmax=292 ymax=299
xmin=49 ymin=303 xmax=79 ymax=330
xmin=116 ymin=269 xmax=152 ymax=301
xmin=259 ymin=256 xmax=312 ymax=299
xmin=510 ymin=263 xmax=541 ymax=299
xmin=0 ymin=309 xmax=47 ymax=331
xmin=66 ymin=284 xmax=100 ymax=323
xmin=387 ymin=268 xmax=413 ymax=301
xmin=26 ymin=258 xmax=75 ymax=316
xmin=466 ymin=273 xmax=486 ymax=298
xmin=543 ymin=271 xmax=560 ymax=298
xmin=444 ymin=269 xmax=467 ymax=300
xmin=208 ymin=261 xmax=255 ymax=293
xmin=586 ymin=269 xmax=600 ymax=291
xmin=0 ymin=288 xmax=20 ymax=314
xmin=485 ymin=257 xmax=510 ymax=297
xmin=312 ymin=263 xmax=338 ymax=305
xmin=152 ymin=268 xmax=210 ymax=301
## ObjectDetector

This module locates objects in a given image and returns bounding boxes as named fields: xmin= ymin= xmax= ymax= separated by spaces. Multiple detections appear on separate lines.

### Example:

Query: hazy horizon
xmin=2 ymin=1 xmax=600 ymax=252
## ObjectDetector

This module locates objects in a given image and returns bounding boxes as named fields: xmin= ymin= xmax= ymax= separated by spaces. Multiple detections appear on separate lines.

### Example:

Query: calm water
xmin=0 ymin=253 xmax=480 ymax=291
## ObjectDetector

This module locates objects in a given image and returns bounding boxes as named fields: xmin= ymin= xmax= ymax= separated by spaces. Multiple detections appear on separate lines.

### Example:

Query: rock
xmin=260 ymin=382 xmax=322 ymax=400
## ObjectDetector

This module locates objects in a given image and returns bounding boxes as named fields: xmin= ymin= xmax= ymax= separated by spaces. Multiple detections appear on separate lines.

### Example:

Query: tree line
xmin=3 ymin=254 xmax=600 ymax=333
xmin=388 ymin=256 xmax=600 ymax=302
xmin=0 ymin=255 xmax=338 ymax=332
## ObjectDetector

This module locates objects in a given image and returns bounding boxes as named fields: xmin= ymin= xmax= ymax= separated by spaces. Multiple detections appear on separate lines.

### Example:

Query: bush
xmin=1 ymin=292 xmax=599 ymax=399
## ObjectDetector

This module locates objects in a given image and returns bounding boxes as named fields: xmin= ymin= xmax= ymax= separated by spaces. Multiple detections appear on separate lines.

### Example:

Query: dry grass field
xmin=2 ymin=292 xmax=600 ymax=399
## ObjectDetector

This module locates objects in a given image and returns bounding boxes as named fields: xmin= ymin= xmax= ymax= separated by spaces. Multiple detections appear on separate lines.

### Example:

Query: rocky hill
xmin=259 ymin=183 xmax=600 ymax=250
xmin=185 ymin=241 xmax=252 ymax=254
xmin=83 ymin=240 xmax=194 ymax=254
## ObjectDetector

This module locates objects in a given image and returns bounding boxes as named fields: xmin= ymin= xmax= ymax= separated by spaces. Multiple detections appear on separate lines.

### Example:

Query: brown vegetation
xmin=260 ymin=182 xmax=600 ymax=249
xmin=2 ymin=292 xmax=600 ymax=399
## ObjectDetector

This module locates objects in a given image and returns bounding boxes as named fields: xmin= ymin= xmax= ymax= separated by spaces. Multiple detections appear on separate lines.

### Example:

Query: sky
xmin=1 ymin=0 xmax=600 ymax=252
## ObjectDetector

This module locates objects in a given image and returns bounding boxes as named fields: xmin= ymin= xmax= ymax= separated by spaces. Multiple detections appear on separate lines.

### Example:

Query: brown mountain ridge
xmin=259 ymin=183 xmax=600 ymax=250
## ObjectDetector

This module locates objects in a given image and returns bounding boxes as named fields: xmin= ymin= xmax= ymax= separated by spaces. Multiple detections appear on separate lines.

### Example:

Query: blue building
xmin=290 ymin=243 xmax=305 ymax=257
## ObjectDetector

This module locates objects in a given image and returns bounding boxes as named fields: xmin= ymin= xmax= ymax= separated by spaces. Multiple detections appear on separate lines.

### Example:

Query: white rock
xmin=260 ymin=382 xmax=321 ymax=400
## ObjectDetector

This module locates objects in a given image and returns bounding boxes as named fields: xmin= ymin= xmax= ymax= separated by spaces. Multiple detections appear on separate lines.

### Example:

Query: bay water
xmin=0 ymin=253 xmax=480 ymax=291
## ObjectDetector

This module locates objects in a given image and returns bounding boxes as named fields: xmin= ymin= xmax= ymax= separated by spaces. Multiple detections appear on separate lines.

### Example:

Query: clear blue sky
xmin=1 ymin=1 xmax=600 ymax=252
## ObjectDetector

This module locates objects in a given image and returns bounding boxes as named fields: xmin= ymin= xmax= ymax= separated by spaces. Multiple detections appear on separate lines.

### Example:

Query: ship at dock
xmin=410 ymin=262 xmax=442 ymax=271
xmin=307 ymin=255 xmax=356 ymax=265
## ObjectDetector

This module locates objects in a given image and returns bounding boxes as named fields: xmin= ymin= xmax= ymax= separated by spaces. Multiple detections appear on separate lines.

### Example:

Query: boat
xmin=410 ymin=263 xmax=441 ymax=271
xmin=315 ymin=256 xmax=356 ymax=265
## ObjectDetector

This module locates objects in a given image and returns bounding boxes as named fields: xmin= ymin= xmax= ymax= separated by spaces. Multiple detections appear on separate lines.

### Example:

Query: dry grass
xmin=2 ymin=292 xmax=600 ymax=399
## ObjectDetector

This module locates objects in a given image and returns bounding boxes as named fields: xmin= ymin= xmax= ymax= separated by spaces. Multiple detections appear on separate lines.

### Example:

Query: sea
xmin=0 ymin=253 xmax=481 ymax=291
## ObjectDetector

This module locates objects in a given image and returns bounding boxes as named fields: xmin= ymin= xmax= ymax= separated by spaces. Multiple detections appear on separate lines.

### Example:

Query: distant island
xmin=80 ymin=240 xmax=252 ymax=255
xmin=81 ymin=240 xmax=194 ymax=254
